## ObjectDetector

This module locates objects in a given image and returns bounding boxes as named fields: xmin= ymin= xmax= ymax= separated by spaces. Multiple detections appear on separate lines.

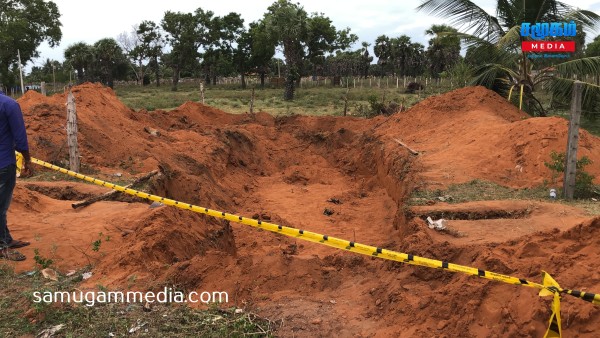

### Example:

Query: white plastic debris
xmin=82 ymin=272 xmax=93 ymax=280
xmin=426 ymin=217 xmax=447 ymax=230
xmin=149 ymin=201 xmax=164 ymax=209
xmin=41 ymin=268 xmax=59 ymax=281
xmin=549 ymin=189 xmax=557 ymax=199
xmin=37 ymin=324 xmax=65 ymax=338
xmin=128 ymin=321 xmax=147 ymax=334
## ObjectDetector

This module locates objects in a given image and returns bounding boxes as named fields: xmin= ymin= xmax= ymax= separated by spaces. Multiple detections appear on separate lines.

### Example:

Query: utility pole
xmin=17 ymin=50 xmax=25 ymax=94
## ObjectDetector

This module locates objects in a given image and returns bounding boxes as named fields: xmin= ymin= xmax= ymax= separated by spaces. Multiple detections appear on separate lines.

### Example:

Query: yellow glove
xmin=15 ymin=151 xmax=24 ymax=177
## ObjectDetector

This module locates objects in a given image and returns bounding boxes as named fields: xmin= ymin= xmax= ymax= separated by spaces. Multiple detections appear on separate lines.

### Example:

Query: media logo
xmin=520 ymin=21 xmax=576 ymax=53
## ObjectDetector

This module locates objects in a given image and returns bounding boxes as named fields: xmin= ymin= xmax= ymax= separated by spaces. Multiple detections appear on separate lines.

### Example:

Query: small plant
xmin=33 ymin=249 xmax=54 ymax=269
xmin=367 ymin=94 xmax=385 ymax=116
xmin=544 ymin=151 xmax=596 ymax=198
xmin=92 ymin=232 xmax=110 ymax=252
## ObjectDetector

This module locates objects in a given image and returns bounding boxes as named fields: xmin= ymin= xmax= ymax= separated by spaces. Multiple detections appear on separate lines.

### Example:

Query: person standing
xmin=0 ymin=90 xmax=32 ymax=261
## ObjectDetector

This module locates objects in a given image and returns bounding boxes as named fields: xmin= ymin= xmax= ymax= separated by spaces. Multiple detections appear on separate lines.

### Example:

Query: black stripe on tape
xmin=278 ymin=225 xmax=282 ymax=230
xmin=221 ymin=212 xmax=225 ymax=217
xmin=442 ymin=262 xmax=449 ymax=269
xmin=349 ymin=242 xmax=355 ymax=247
xmin=407 ymin=254 xmax=414 ymax=261
xmin=175 ymin=201 xmax=178 ymax=204
xmin=376 ymin=248 xmax=382 ymax=254
xmin=299 ymin=230 xmax=304 ymax=234
xmin=258 ymin=220 xmax=262 ymax=225
xmin=204 ymin=208 xmax=208 ymax=212
xmin=478 ymin=269 xmax=485 ymax=277
xmin=189 ymin=204 xmax=193 ymax=209
xmin=239 ymin=216 xmax=243 ymax=221
xmin=323 ymin=235 xmax=328 ymax=241
xmin=519 ymin=279 xmax=528 ymax=285
xmin=570 ymin=290 xmax=581 ymax=297
xmin=549 ymin=321 xmax=560 ymax=333
xmin=583 ymin=292 xmax=596 ymax=303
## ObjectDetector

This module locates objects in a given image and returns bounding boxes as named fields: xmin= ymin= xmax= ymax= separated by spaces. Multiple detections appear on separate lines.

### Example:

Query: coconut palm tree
xmin=417 ymin=0 xmax=600 ymax=116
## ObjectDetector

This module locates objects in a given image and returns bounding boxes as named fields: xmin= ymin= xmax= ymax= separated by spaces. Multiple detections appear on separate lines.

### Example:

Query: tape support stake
xmin=27 ymin=156 xmax=600 ymax=310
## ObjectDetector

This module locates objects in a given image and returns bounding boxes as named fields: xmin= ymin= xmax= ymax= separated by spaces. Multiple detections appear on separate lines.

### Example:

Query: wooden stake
xmin=66 ymin=91 xmax=80 ymax=172
xmin=563 ymin=81 xmax=583 ymax=200
xmin=343 ymin=87 xmax=350 ymax=116
xmin=250 ymin=87 xmax=255 ymax=115
xmin=200 ymin=83 xmax=205 ymax=104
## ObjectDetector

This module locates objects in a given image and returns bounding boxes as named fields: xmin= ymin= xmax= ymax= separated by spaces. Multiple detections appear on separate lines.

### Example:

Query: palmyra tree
xmin=418 ymin=0 xmax=600 ymax=116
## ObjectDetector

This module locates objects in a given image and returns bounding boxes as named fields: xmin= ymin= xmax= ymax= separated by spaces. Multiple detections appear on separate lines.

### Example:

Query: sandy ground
xmin=2 ymin=83 xmax=599 ymax=337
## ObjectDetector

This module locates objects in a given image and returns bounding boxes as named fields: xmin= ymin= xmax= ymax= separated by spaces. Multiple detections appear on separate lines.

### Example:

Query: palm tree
xmin=426 ymin=24 xmax=461 ymax=78
xmin=417 ymin=0 xmax=600 ymax=116
xmin=94 ymin=38 xmax=126 ymax=88
xmin=64 ymin=42 xmax=94 ymax=84
xmin=264 ymin=0 xmax=308 ymax=100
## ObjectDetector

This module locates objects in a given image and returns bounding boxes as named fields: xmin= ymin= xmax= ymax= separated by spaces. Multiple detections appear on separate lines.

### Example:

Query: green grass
xmin=409 ymin=179 xmax=549 ymax=205
xmin=114 ymin=78 xmax=451 ymax=117
xmin=409 ymin=179 xmax=600 ymax=215
xmin=0 ymin=264 xmax=276 ymax=337
xmin=114 ymin=80 xmax=600 ymax=136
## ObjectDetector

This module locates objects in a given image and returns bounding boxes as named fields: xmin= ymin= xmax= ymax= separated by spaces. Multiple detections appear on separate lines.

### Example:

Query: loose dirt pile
xmin=6 ymin=83 xmax=600 ymax=337
xmin=376 ymin=86 xmax=600 ymax=188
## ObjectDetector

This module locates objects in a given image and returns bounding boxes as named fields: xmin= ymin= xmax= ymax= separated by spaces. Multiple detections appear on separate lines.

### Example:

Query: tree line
xmin=2 ymin=0 xmax=600 ymax=110
xmin=4 ymin=0 xmax=463 ymax=100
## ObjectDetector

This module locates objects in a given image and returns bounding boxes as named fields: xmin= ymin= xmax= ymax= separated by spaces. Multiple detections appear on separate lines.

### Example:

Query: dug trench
xmin=9 ymin=84 xmax=600 ymax=337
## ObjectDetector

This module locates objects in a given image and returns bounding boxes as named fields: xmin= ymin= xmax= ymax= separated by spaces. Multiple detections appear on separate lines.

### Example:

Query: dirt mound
xmin=379 ymin=216 xmax=600 ymax=337
xmin=377 ymin=86 xmax=600 ymax=188
xmin=90 ymin=207 xmax=237 ymax=288
xmin=404 ymin=85 xmax=528 ymax=123
xmin=7 ymin=83 xmax=600 ymax=337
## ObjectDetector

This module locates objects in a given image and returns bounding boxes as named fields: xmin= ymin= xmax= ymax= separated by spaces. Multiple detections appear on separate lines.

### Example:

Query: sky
xmin=29 ymin=0 xmax=600 ymax=70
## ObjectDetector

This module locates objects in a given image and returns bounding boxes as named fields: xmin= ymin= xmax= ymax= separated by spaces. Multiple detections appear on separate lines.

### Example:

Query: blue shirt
xmin=0 ymin=91 xmax=29 ymax=169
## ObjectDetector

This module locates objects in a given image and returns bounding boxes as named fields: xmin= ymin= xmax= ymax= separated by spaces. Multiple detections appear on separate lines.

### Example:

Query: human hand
xmin=20 ymin=161 xmax=33 ymax=178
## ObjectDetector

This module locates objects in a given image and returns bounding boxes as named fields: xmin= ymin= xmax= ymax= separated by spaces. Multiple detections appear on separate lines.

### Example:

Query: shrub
xmin=544 ymin=151 xmax=596 ymax=198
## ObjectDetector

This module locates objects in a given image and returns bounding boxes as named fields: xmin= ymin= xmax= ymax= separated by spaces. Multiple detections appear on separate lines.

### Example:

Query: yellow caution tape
xmin=508 ymin=85 xmax=515 ymax=101
xmin=519 ymin=84 xmax=524 ymax=110
xmin=23 ymin=154 xmax=600 ymax=336
xmin=541 ymin=272 xmax=562 ymax=337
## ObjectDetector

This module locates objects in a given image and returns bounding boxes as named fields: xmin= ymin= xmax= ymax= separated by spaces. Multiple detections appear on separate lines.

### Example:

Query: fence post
xmin=563 ymin=81 xmax=583 ymax=200
xmin=66 ymin=91 xmax=80 ymax=172
xmin=200 ymin=83 xmax=205 ymax=104
xmin=41 ymin=82 xmax=46 ymax=96
xmin=250 ymin=87 xmax=255 ymax=115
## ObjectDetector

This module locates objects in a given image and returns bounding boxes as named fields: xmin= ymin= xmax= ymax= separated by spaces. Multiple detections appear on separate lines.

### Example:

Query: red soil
xmin=4 ymin=83 xmax=599 ymax=337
